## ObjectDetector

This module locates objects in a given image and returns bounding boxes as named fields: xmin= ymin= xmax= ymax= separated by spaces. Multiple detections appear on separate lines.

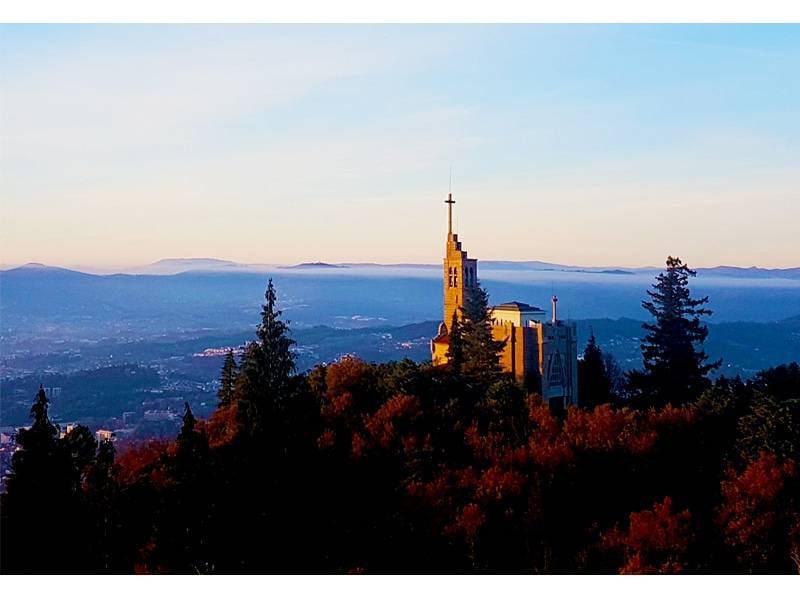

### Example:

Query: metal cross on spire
xmin=445 ymin=167 xmax=455 ymax=234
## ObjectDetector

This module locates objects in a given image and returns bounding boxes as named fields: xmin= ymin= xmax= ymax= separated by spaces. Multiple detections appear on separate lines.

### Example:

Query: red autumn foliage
xmin=317 ymin=428 xmax=336 ymax=450
xmin=363 ymin=394 xmax=421 ymax=450
xmin=401 ymin=434 xmax=419 ymax=454
xmin=351 ymin=431 xmax=367 ymax=458
xmin=453 ymin=466 xmax=478 ymax=490
xmin=717 ymin=452 xmax=797 ymax=571
xmin=115 ymin=439 xmax=172 ymax=487
xmin=564 ymin=405 xmax=643 ymax=452
xmin=407 ymin=474 xmax=451 ymax=509
xmin=524 ymin=398 xmax=697 ymax=467
xmin=322 ymin=391 xmax=354 ymax=420
xmin=447 ymin=502 xmax=486 ymax=539
xmin=204 ymin=403 xmax=239 ymax=448
xmin=322 ymin=356 xmax=376 ymax=420
xmin=645 ymin=403 xmax=697 ymax=430
xmin=474 ymin=465 xmax=525 ymax=502
xmin=526 ymin=397 xmax=574 ymax=468
xmin=602 ymin=496 xmax=693 ymax=574
xmin=464 ymin=423 xmax=507 ymax=462
xmin=528 ymin=396 xmax=560 ymax=438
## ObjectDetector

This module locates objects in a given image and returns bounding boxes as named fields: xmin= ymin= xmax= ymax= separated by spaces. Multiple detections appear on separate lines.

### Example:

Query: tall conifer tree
xmin=577 ymin=330 xmax=611 ymax=409
xmin=1 ymin=387 xmax=91 ymax=573
xmin=257 ymin=278 xmax=296 ymax=403
xmin=233 ymin=342 xmax=265 ymax=436
xmin=232 ymin=279 xmax=297 ymax=438
xmin=461 ymin=283 xmax=505 ymax=382
xmin=446 ymin=310 xmax=465 ymax=375
xmin=217 ymin=350 xmax=238 ymax=407
xmin=629 ymin=256 xmax=720 ymax=406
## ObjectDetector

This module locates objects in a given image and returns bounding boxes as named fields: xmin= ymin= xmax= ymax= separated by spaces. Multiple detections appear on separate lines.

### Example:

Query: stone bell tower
xmin=442 ymin=192 xmax=478 ymax=329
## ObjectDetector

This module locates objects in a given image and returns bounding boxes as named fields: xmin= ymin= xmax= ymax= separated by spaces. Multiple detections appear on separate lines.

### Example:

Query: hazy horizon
xmin=3 ymin=255 xmax=800 ymax=274
xmin=2 ymin=25 xmax=800 ymax=269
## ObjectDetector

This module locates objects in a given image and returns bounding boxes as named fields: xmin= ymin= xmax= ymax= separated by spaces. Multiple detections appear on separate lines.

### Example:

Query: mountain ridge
xmin=4 ymin=258 xmax=799 ymax=279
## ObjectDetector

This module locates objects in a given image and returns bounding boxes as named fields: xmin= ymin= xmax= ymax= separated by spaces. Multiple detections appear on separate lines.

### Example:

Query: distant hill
xmin=695 ymin=266 xmax=800 ymax=279
xmin=281 ymin=262 xmax=348 ymax=270
xmin=0 ymin=263 xmax=99 ymax=280
xmin=130 ymin=258 xmax=242 ymax=275
xmin=341 ymin=262 xmax=438 ymax=269
xmin=5 ymin=259 xmax=799 ymax=279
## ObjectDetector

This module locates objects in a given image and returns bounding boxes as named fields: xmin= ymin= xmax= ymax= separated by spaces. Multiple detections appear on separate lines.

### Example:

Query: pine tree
xmin=5 ymin=386 xmax=62 ymax=500
xmin=233 ymin=341 xmax=265 ymax=436
xmin=177 ymin=402 xmax=197 ymax=446
xmin=603 ymin=353 xmax=625 ymax=403
xmin=174 ymin=402 xmax=209 ymax=475
xmin=461 ymin=284 xmax=505 ymax=382
xmin=257 ymin=278 xmax=296 ymax=403
xmin=84 ymin=440 xmax=119 ymax=572
xmin=163 ymin=403 xmax=212 ymax=573
xmin=446 ymin=309 xmax=465 ymax=375
xmin=1 ymin=386 xmax=90 ymax=573
xmin=217 ymin=350 xmax=238 ymax=407
xmin=578 ymin=330 xmax=612 ymax=409
xmin=231 ymin=280 xmax=297 ymax=439
xmin=629 ymin=256 xmax=720 ymax=407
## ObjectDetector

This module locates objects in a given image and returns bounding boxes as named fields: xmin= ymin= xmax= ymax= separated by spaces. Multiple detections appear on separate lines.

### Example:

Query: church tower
xmin=431 ymin=189 xmax=578 ymax=409
xmin=442 ymin=192 xmax=478 ymax=328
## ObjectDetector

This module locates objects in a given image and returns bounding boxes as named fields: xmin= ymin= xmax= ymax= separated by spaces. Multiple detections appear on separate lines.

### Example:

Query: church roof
xmin=432 ymin=332 xmax=450 ymax=344
xmin=492 ymin=301 xmax=543 ymax=312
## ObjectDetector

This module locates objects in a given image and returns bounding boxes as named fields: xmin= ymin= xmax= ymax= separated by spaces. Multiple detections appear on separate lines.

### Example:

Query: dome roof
xmin=492 ymin=301 xmax=543 ymax=312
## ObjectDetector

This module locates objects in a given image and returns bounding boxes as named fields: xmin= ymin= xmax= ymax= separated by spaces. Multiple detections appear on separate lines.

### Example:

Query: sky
xmin=1 ymin=24 xmax=799 ymax=270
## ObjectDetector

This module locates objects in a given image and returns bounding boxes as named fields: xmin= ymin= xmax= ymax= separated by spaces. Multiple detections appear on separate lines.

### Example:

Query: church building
xmin=430 ymin=192 xmax=579 ymax=410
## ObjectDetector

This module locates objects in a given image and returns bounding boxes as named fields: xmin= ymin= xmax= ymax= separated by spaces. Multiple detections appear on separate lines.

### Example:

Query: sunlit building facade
xmin=431 ymin=193 xmax=578 ymax=410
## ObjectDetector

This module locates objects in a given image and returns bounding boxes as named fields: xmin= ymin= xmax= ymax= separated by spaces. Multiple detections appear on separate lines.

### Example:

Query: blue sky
xmin=1 ymin=25 xmax=799 ymax=269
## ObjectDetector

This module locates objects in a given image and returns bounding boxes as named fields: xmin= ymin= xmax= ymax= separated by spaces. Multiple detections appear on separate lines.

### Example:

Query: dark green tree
xmin=232 ymin=280 xmax=296 ymax=439
xmin=257 ymin=278 xmax=296 ymax=403
xmin=5 ymin=387 xmax=63 ymax=501
xmin=175 ymin=402 xmax=207 ymax=459
xmin=480 ymin=378 xmax=528 ymax=441
xmin=603 ymin=353 xmax=625 ymax=403
xmin=178 ymin=402 xmax=197 ymax=442
xmin=1 ymin=386 xmax=92 ymax=573
xmin=217 ymin=350 xmax=238 ymax=407
xmin=446 ymin=309 xmax=465 ymax=375
xmin=735 ymin=393 xmax=800 ymax=463
xmin=577 ymin=330 xmax=612 ymax=409
xmin=61 ymin=424 xmax=98 ymax=489
xmin=147 ymin=403 xmax=214 ymax=574
xmin=750 ymin=362 xmax=800 ymax=402
xmin=234 ymin=341 xmax=265 ymax=435
xmin=461 ymin=283 xmax=505 ymax=383
xmin=629 ymin=256 xmax=720 ymax=407
xmin=84 ymin=439 xmax=119 ymax=572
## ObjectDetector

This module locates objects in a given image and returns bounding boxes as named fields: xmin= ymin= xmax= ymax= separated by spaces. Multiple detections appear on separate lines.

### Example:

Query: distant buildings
xmin=192 ymin=345 xmax=246 ymax=358
xmin=0 ymin=427 xmax=19 ymax=493
xmin=95 ymin=429 xmax=115 ymax=443
xmin=431 ymin=192 xmax=578 ymax=410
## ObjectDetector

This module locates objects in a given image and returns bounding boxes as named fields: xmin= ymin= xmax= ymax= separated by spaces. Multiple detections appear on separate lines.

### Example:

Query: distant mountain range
xmin=3 ymin=258 xmax=799 ymax=279
xmin=281 ymin=262 xmax=348 ymax=270
xmin=136 ymin=258 xmax=242 ymax=274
